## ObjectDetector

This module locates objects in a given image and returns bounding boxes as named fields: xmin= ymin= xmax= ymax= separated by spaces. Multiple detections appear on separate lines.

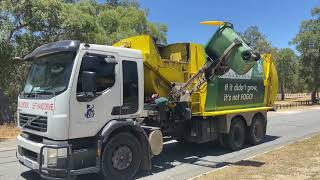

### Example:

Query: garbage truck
xmin=16 ymin=22 xmax=278 ymax=180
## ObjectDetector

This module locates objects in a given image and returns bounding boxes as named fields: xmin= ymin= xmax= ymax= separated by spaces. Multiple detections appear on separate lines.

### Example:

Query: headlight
xmin=47 ymin=148 xmax=67 ymax=167
xmin=47 ymin=149 xmax=58 ymax=166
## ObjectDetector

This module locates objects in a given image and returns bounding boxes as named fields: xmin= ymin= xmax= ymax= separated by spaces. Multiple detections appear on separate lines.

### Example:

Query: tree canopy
xmin=292 ymin=7 xmax=320 ymax=101
xmin=239 ymin=26 xmax=273 ymax=54
xmin=0 ymin=0 xmax=167 ymax=48
xmin=240 ymin=25 xmax=301 ymax=99
xmin=0 ymin=0 xmax=167 ymax=116
xmin=276 ymin=48 xmax=298 ymax=99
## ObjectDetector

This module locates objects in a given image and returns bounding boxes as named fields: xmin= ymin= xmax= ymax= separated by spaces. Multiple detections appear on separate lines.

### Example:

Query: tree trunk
xmin=311 ymin=90 xmax=317 ymax=103
xmin=280 ymin=80 xmax=285 ymax=100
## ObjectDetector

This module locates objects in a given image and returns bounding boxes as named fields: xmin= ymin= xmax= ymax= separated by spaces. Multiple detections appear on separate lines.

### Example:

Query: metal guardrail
xmin=275 ymin=99 xmax=320 ymax=110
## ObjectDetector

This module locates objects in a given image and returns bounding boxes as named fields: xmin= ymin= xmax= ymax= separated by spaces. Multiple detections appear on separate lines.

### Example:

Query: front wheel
xmin=101 ymin=132 xmax=142 ymax=180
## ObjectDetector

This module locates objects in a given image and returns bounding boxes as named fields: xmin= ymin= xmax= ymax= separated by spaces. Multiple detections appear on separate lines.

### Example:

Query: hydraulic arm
xmin=170 ymin=38 xmax=260 ymax=102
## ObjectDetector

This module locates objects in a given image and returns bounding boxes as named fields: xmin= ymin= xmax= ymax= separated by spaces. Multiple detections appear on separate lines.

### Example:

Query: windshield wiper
xmin=24 ymin=89 xmax=55 ymax=98
xmin=24 ymin=86 xmax=35 ymax=97
xmin=35 ymin=91 xmax=55 ymax=96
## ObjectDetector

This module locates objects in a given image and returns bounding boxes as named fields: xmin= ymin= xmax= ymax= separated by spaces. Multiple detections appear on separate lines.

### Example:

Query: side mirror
xmin=81 ymin=71 xmax=97 ymax=95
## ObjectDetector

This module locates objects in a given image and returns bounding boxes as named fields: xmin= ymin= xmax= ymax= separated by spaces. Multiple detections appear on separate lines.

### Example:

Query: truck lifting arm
xmin=170 ymin=38 xmax=259 ymax=102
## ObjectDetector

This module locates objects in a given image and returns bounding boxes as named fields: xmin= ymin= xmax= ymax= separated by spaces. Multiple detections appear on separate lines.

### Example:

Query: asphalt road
xmin=1 ymin=107 xmax=320 ymax=180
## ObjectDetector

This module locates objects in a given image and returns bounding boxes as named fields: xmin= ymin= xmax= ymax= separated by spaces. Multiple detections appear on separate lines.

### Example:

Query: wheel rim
xmin=111 ymin=145 xmax=133 ymax=171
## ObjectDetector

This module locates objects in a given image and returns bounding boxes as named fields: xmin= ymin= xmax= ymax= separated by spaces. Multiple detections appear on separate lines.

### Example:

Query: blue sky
xmin=137 ymin=0 xmax=318 ymax=50
xmin=97 ymin=0 xmax=319 ymax=50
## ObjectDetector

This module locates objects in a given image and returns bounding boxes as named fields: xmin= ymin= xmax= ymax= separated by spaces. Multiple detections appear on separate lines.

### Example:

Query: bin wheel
xmin=248 ymin=115 xmax=267 ymax=145
xmin=101 ymin=132 xmax=142 ymax=180
xmin=225 ymin=118 xmax=246 ymax=151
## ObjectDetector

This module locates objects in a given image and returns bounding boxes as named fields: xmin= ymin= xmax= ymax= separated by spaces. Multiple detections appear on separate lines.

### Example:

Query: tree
xmin=240 ymin=26 xmax=304 ymax=98
xmin=96 ymin=4 xmax=167 ymax=45
xmin=0 ymin=0 xmax=71 ymax=118
xmin=276 ymin=48 xmax=298 ymax=100
xmin=0 ymin=0 xmax=167 ymax=119
xmin=0 ymin=0 xmax=167 ymax=49
xmin=240 ymin=26 xmax=273 ymax=54
xmin=292 ymin=7 xmax=320 ymax=102
xmin=105 ymin=0 xmax=139 ymax=7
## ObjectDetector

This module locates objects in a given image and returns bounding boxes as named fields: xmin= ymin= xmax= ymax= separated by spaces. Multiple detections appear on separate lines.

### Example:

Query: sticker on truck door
xmin=85 ymin=104 xmax=95 ymax=118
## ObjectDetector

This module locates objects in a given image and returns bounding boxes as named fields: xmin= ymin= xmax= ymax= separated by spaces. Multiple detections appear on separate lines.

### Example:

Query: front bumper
xmin=17 ymin=135 xmax=42 ymax=170
xmin=17 ymin=135 xmax=100 ymax=179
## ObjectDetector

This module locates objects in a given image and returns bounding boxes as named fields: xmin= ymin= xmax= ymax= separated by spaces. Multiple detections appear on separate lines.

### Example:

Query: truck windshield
xmin=22 ymin=52 xmax=75 ymax=99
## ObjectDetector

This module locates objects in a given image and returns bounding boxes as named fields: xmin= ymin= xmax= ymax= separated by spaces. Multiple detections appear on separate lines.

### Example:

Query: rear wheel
xmin=218 ymin=134 xmax=227 ymax=148
xmin=101 ymin=132 xmax=142 ymax=180
xmin=248 ymin=115 xmax=267 ymax=145
xmin=223 ymin=118 xmax=246 ymax=151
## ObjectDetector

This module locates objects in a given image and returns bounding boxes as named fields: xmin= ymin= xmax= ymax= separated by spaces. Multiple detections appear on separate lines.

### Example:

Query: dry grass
xmin=0 ymin=123 xmax=20 ymax=139
xmin=192 ymin=134 xmax=320 ymax=180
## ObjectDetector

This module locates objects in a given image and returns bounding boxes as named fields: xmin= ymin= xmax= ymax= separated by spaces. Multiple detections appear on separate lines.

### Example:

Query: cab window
xmin=77 ymin=54 xmax=116 ymax=93
xmin=122 ymin=60 xmax=138 ymax=114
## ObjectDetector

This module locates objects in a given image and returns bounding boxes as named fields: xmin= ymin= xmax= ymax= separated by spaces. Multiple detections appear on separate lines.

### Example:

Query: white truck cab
xmin=17 ymin=40 xmax=152 ymax=179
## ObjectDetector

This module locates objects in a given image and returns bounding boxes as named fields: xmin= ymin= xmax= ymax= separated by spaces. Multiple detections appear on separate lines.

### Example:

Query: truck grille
xmin=18 ymin=146 xmax=38 ymax=162
xmin=19 ymin=113 xmax=47 ymax=132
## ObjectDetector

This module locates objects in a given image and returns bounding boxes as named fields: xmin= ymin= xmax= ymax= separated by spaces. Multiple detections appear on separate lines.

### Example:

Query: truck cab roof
xmin=24 ymin=40 xmax=143 ymax=61
xmin=82 ymin=43 xmax=143 ymax=59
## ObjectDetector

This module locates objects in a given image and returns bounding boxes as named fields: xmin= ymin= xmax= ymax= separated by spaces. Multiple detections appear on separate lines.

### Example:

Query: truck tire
xmin=218 ymin=135 xmax=227 ymax=148
xmin=248 ymin=115 xmax=266 ymax=145
xmin=223 ymin=118 xmax=246 ymax=151
xmin=101 ymin=132 xmax=142 ymax=180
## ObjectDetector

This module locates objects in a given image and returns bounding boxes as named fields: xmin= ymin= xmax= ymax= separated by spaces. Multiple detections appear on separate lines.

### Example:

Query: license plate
xmin=24 ymin=158 xmax=33 ymax=169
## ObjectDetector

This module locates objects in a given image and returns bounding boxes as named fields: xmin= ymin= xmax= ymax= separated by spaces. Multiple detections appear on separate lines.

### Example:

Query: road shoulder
xmin=191 ymin=133 xmax=320 ymax=180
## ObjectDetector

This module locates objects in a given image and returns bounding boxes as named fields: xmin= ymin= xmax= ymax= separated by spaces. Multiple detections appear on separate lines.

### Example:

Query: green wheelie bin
xmin=205 ymin=23 xmax=260 ymax=75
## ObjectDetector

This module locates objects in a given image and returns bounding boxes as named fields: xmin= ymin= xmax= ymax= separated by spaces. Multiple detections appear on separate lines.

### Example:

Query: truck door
xmin=111 ymin=59 xmax=140 ymax=118
xmin=69 ymin=50 xmax=121 ymax=139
